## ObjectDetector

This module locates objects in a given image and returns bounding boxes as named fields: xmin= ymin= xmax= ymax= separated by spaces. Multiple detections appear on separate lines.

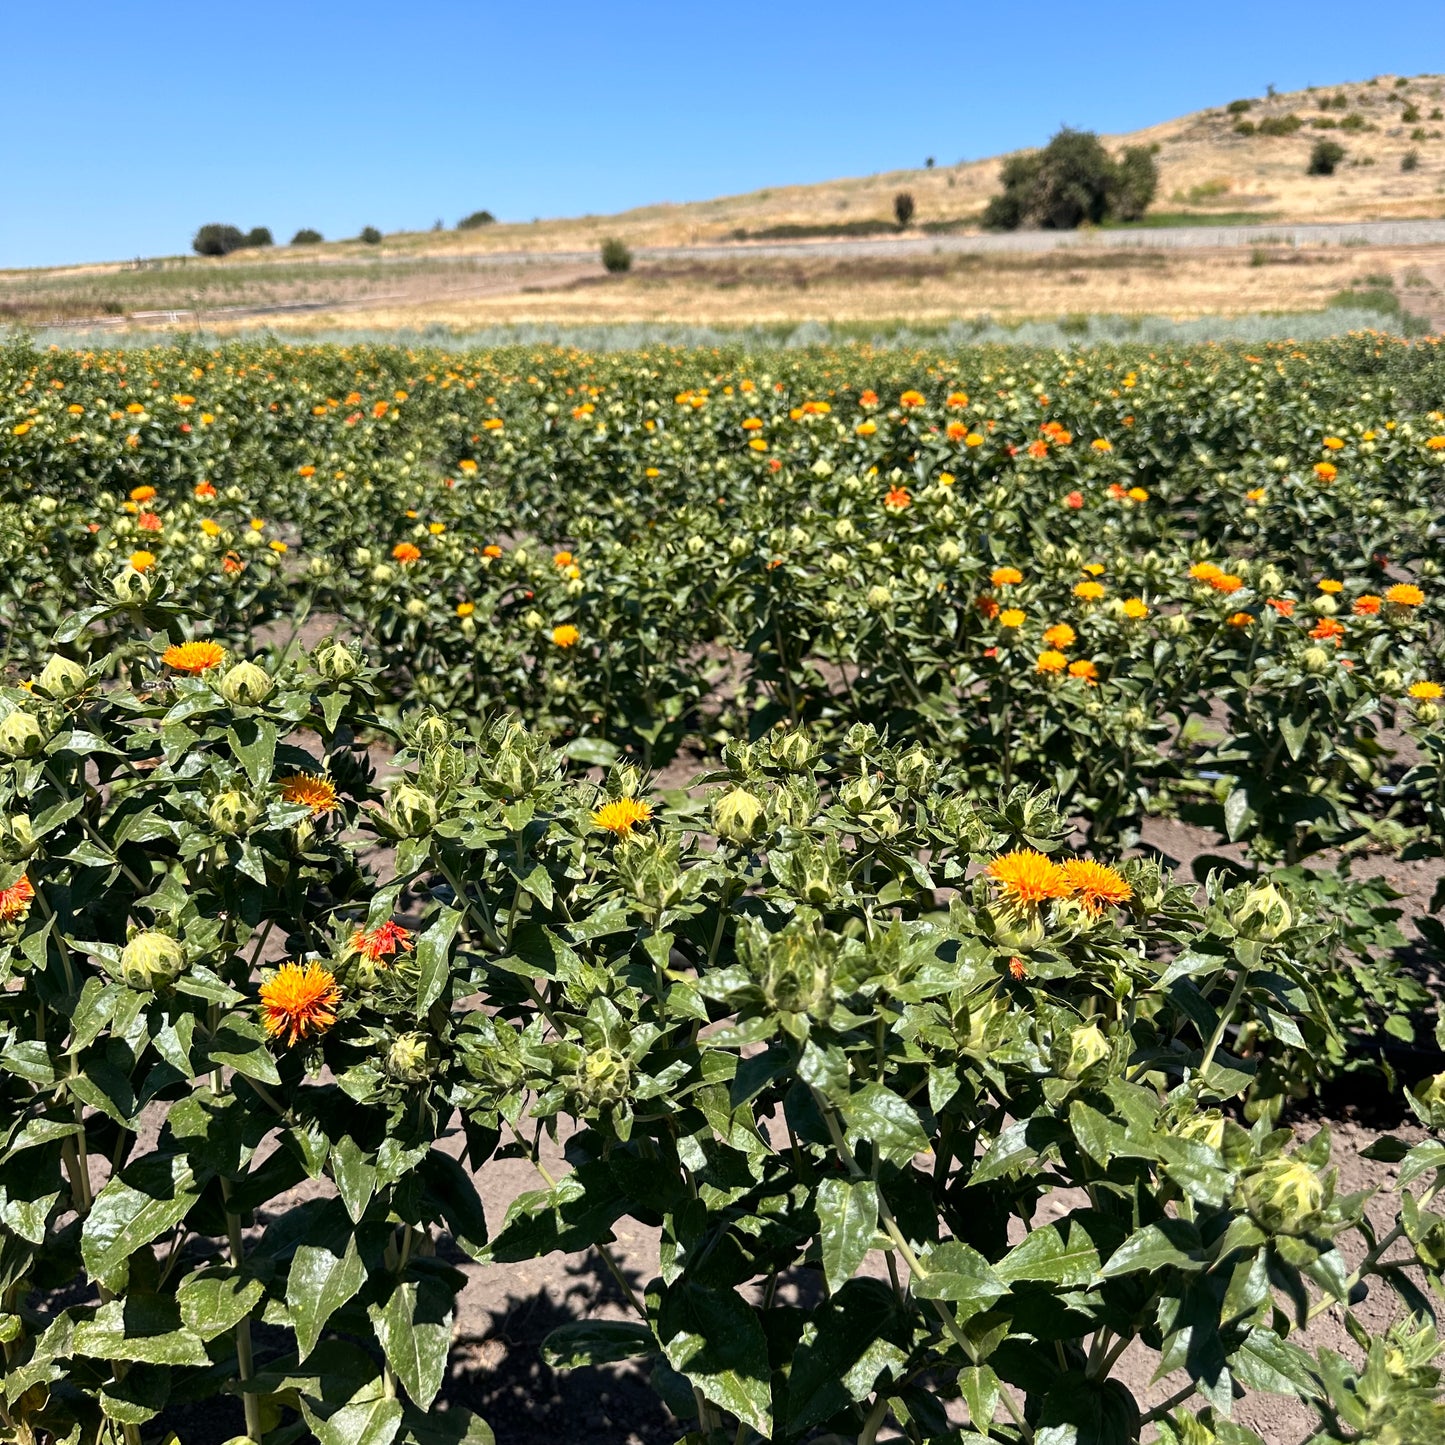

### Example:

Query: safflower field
xmin=3 ymin=331 xmax=1445 ymax=1444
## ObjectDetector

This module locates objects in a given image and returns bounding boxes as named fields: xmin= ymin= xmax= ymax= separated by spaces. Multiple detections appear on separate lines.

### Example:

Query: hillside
xmin=7 ymin=73 xmax=1445 ymax=334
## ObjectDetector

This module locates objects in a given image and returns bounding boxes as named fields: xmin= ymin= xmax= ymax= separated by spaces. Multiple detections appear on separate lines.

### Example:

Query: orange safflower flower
xmin=351 ymin=921 xmax=414 ymax=963
xmin=1226 ymin=612 xmax=1253 ymax=628
xmin=1043 ymin=623 xmax=1076 ymax=649
xmin=859 ymin=390 xmax=878 ymax=406
xmin=1091 ymin=438 xmax=1113 ymax=453
xmin=899 ymin=390 xmax=926 ymax=408
xmin=194 ymin=481 xmax=217 ymax=498
xmin=260 ymin=961 xmax=341 ymax=1046
xmin=222 ymin=552 xmax=245 ymax=575
xmin=1036 ymin=649 xmax=1068 ymax=673
xmin=977 ymin=596 xmax=1001 ymax=620
xmin=1317 ymin=579 xmax=1343 ymax=595
xmin=1409 ymin=681 xmax=1443 ymax=700
xmin=591 ymin=797 xmax=653 ymax=837
xmin=884 ymin=486 xmax=912 ymax=510
xmin=297 ymin=465 xmax=316 ymax=478
xmin=279 ymin=774 xmax=339 ymax=815
xmin=1068 ymin=659 xmax=1099 ymax=684
xmin=947 ymin=421 xmax=968 ymax=441
xmin=1267 ymin=598 xmax=1296 ymax=617
xmin=0 ymin=874 xmax=35 ymax=924
xmin=1385 ymin=583 xmax=1424 ymax=608
xmin=1073 ymin=581 xmax=1105 ymax=601
xmin=1027 ymin=440 xmax=1050 ymax=460
xmin=947 ymin=391 xmax=969 ymax=407
xmin=553 ymin=550 xmax=575 ymax=567
xmin=1208 ymin=573 xmax=1244 ymax=595
xmin=456 ymin=601 xmax=475 ymax=618
xmin=1064 ymin=490 xmax=1084 ymax=509
xmin=987 ymin=849 xmax=1073 ymax=907
xmin=392 ymin=542 xmax=421 ymax=564
xmin=856 ymin=421 xmax=878 ymax=436
xmin=1188 ymin=562 xmax=1222 ymax=583
xmin=129 ymin=485 xmax=156 ymax=503
xmin=137 ymin=511 xmax=162 ymax=532
xmin=1310 ymin=618 xmax=1345 ymax=642
xmin=991 ymin=567 xmax=1023 ymax=587
xmin=1322 ymin=436 xmax=1344 ymax=450
xmin=129 ymin=550 xmax=156 ymax=573
xmin=1426 ymin=436 xmax=1445 ymax=450
xmin=1007 ymin=956 xmax=1027 ymax=980
xmin=1061 ymin=859 xmax=1132 ymax=913
xmin=483 ymin=544 xmax=503 ymax=558
xmin=1314 ymin=462 xmax=1337 ymax=482
xmin=1352 ymin=594 xmax=1381 ymax=616
xmin=552 ymin=624 xmax=580 ymax=648
xmin=163 ymin=640 xmax=224 ymax=673
xmin=1122 ymin=598 xmax=1148 ymax=619
xmin=999 ymin=608 xmax=1025 ymax=629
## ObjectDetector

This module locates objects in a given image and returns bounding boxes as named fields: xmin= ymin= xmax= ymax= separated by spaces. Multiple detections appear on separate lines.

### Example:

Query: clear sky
xmin=5 ymin=0 xmax=1442 ymax=269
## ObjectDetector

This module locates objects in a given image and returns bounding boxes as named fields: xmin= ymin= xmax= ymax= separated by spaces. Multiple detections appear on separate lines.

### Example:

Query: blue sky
xmin=5 ymin=0 xmax=1442 ymax=269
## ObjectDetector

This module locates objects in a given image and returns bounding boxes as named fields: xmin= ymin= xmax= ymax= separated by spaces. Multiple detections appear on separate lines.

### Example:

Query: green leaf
xmin=1101 ymin=1220 xmax=1202 ymax=1278
xmin=99 ymin=1361 xmax=171 ymax=1424
xmin=397 ymin=1404 xmax=496 ymax=1445
xmin=542 ymin=1320 xmax=655 ymax=1368
xmin=228 ymin=718 xmax=277 ymax=787
xmin=816 ymin=1176 xmax=878 ymax=1294
xmin=301 ymin=1383 xmax=404 ymax=1445
xmin=996 ymin=1222 xmax=1100 ymax=1288
xmin=787 ymin=1277 xmax=902 ymax=1432
xmin=911 ymin=1241 xmax=1007 ymax=1320
xmin=288 ymin=1213 xmax=368 ymax=1360
xmin=1231 ymin=1329 xmax=1320 ymax=1400
xmin=81 ymin=1153 xmax=203 ymax=1291
xmin=657 ymin=1280 xmax=772 ymax=1435
xmin=177 ymin=1266 xmax=266 ymax=1340
xmin=1223 ymin=787 xmax=1256 ymax=844
xmin=1278 ymin=713 xmax=1310 ymax=763
xmin=839 ymin=1081 xmax=929 ymax=1161
xmin=369 ymin=1273 xmax=455 ymax=1409
xmin=208 ymin=1014 xmax=282 ymax=1086
xmin=1036 ymin=1371 xmax=1140 ymax=1445
xmin=332 ymin=1135 xmax=378 ymax=1223
xmin=71 ymin=1297 xmax=210 ymax=1366
xmin=414 ymin=905 xmax=463 ymax=1019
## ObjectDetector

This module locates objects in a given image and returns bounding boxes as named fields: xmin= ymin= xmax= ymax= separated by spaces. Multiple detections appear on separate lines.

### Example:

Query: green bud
xmin=35 ymin=655 xmax=87 ymax=700
xmin=1163 ymin=613 xmax=1192 ymax=636
xmin=1176 ymin=1110 xmax=1227 ymax=1151
xmin=389 ymin=784 xmax=438 ymax=836
xmin=218 ymin=660 xmax=274 ymax=706
xmin=574 ymin=1048 xmax=631 ymax=1108
xmin=1379 ymin=668 xmax=1404 ymax=693
xmin=757 ymin=926 xmax=835 ymax=1021
xmin=712 ymin=787 xmax=767 ymax=845
xmin=0 ymin=711 xmax=43 ymax=759
xmin=843 ymin=722 xmax=878 ymax=755
xmin=1301 ymin=646 xmax=1333 ymax=674
xmin=896 ymin=743 xmax=935 ymax=795
xmin=768 ymin=729 xmax=812 ymax=772
xmin=1232 ymin=879 xmax=1293 ymax=941
xmin=936 ymin=539 xmax=961 ymax=565
xmin=865 ymin=584 xmax=893 ymax=609
xmin=112 ymin=567 xmax=153 ymax=603
xmin=370 ymin=563 xmax=395 ymax=584
xmin=405 ymin=598 xmax=427 ymax=618
xmin=312 ymin=637 xmax=360 ymax=681
xmin=114 ymin=931 xmax=188 ymax=991
xmin=1310 ymin=594 xmax=1339 ymax=617
xmin=1061 ymin=1022 xmax=1111 ymax=1079
xmin=840 ymin=774 xmax=884 ymax=815
xmin=1240 ymin=1157 xmax=1325 ymax=1236
xmin=728 ymin=535 xmax=749 ymax=558
xmin=0 ymin=813 xmax=35 ymax=861
xmin=209 ymin=789 xmax=258 ymax=836
xmin=410 ymin=712 xmax=452 ymax=752
xmin=615 ymin=835 xmax=685 ymax=912
xmin=386 ymin=1031 xmax=439 ymax=1083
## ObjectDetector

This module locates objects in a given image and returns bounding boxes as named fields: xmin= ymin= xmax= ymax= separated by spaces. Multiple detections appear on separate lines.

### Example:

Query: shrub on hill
xmin=291 ymin=228 xmax=323 ymax=245
xmin=893 ymin=191 xmax=915 ymax=227
xmin=457 ymin=210 xmax=496 ymax=230
xmin=1309 ymin=139 xmax=1347 ymax=175
xmin=191 ymin=223 xmax=247 ymax=257
xmin=601 ymin=237 xmax=633 ymax=273
xmin=244 ymin=227 xmax=273 ymax=248
xmin=359 ymin=226 xmax=383 ymax=244
xmin=983 ymin=128 xmax=1158 ymax=230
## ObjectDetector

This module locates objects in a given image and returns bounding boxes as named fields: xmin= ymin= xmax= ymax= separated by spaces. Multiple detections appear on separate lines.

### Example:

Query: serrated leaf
xmin=368 ymin=1274 xmax=455 ymax=1410
xmin=177 ymin=1266 xmax=265 ymax=1340
xmin=816 ymin=1176 xmax=878 ymax=1295
xmin=82 ymin=1153 xmax=203 ymax=1290
xmin=288 ymin=1217 xmax=367 ymax=1360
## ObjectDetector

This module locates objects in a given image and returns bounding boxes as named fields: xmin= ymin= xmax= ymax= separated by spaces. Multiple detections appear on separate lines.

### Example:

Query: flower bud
xmin=0 ymin=813 xmax=35 ymax=861
xmin=370 ymin=563 xmax=395 ymax=584
xmin=768 ymin=729 xmax=812 ymax=772
xmin=404 ymin=598 xmax=427 ymax=618
xmin=1061 ymin=1022 xmax=1111 ymax=1079
xmin=896 ymin=743 xmax=935 ymax=795
xmin=113 ymin=567 xmax=153 ymax=603
xmin=1310 ymin=595 xmax=1339 ymax=617
xmin=865 ymin=585 xmax=893 ymax=609
xmin=114 ymin=931 xmax=188 ymax=991
xmin=312 ymin=638 xmax=360 ymax=681
xmin=843 ymin=722 xmax=878 ymax=755
xmin=685 ymin=534 xmax=705 ymax=555
xmin=1176 ymin=1110 xmax=1226 ymax=1151
xmin=35 ymin=655 xmax=87 ymax=700
xmin=1232 ymin=879 xmax=1293 ymax=941
xmin=353 ymin=546 xmax=373 ymax=566
xmin=307 ymin=555 xmax=333 ymax=578
xmin=574 ymin=1048 xmax=631 ymax=1108
xmin=1378 ymin=668 xmax=1404 ymax=693
xmin=0 ymin=712 xmax=43 ymax=759
xmin=1410 ymin=1071 xmax=1445 ymax=1128
xmin=1301 ymin=647 xmax=1333 ymax=674
xmin=1163 ymin=613 xmax=1192 ymax=636
xmin=209 ymin=789 xmax=257 ymax=836
xmin=840 ymin=774 xmax=884 ymax=815
xmin=388 ymin=784 xmax=438 ymax=836
xmin=1419 ymin=702 xmax=1442 ymax=726
xmin=936 ymin=539 xmax=960 ymax=565
xmin=728 ymin=535 xmax=749 ymax=558
xmin=1240 ymin=1157 xmax=1325 ymax=1236
xmin=411 ymin=713 xmax=452 ymax=752
xmin=523 ymin=609 xmax=544 ymax=630
xmin=386 ymin=1031 xmax=439 ymax=1083
xmin=713 ymin=787 xmax=767 ymax=844
xmin=218 ymin=660 xmax=274 ymax=707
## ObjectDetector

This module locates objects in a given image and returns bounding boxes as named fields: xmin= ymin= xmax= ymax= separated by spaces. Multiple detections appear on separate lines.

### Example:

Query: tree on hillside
xmin=893 ymin=191 xmax=915 ymax=228
xmin=192 ymin=223 xmax=247 ymax=256
xmin=982 ymin=129 xmax=1159 ymax=230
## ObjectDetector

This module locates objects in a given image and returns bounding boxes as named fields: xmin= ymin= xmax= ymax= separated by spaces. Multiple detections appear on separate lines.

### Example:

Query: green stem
xmin=1199 ymin=969 xmax=1250 ymax=1078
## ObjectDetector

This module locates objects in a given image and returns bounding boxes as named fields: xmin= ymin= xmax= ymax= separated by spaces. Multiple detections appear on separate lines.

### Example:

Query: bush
xmin=1226 ymin=98 xmax=1254 ymax=114
xmin=893 ymin=191 xmax=915 ymax=228
xmin=457 ymin=210 xmax=496 ymax=230
xmin=191 ymin=223 xmax=247 ymax=257
xmin=243 ymin=227 xmax=273 ymax=249
xmin=291 ymin=228 xmax=323 ymax=245
xmin=982 ymin=128 xmax=1157 ymax=230
xmin=1340 ymin=113 xmax=1369 ymax=133
xmin=600 ymin=237 xmax=633 ymax=273
xmin=359 ymin=226 xmax=383 ymax=245
xmin=1309 ymin=139 xmax=1347 ymax=175
xmin=1403 ymin=104 xmax=1422 ymax=123
xmin=1257 ymin=113 xmax=1303 ymax=137
xmin=1404 ymin=148 xmax=1422 ymax=172
xmin=1233 ymin=119 xmax=1257 ymax=136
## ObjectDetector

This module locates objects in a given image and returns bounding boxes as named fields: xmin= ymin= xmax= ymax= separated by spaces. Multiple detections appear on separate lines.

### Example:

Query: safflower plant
xmin=3 ymin=598 xmax=1445 ymax=1444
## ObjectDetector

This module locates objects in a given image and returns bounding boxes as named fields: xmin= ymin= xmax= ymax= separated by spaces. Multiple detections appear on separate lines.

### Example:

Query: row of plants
xmin=3 ymin=604 xmax=1445 ymax=1444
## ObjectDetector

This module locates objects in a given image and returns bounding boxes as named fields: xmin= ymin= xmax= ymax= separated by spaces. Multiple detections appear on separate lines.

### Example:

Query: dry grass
xmin=185 ymin=243 xmax=1445 ymax=333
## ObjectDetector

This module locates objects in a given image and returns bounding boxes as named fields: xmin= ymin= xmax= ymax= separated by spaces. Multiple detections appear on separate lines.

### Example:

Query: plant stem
xmin=1199 ymin=968 xmax=1250 ymax=1078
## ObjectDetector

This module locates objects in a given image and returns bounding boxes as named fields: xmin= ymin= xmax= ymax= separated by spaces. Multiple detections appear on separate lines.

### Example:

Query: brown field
xmin=114 ymin=242 xmax=1445 ymax=335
